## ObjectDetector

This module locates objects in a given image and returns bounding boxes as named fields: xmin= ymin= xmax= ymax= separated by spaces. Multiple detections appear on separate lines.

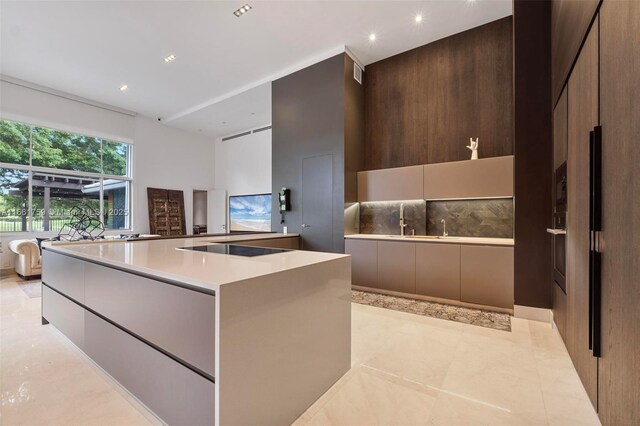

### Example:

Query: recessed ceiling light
xmin=415 ymin=14 xmax=423 ymax=23
xmin=119 ymin=84 xmax=128 ymax=92
xmin=233 ymin=4 xmax=252 ymax=17
xmin=164 ymin=54 xmax=176 ymax=63
xmin=369 ymin=33 xmax=376 ymax=42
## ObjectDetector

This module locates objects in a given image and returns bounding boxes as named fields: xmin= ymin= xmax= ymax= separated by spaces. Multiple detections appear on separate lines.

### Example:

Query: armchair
xmin=8 ymin=239 xmax=42 ymax=279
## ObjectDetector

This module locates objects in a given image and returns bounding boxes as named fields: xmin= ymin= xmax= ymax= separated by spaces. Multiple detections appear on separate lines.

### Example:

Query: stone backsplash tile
xmin=427 ymin=198 xmax=514 ymax=238
xmin=359 ymin=201 xmax=427 ymax=235
xmin=359 ymin=198 xmax=514 ymax=238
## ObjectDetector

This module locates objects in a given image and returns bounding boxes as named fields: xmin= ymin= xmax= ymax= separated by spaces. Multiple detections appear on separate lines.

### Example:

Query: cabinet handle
xmin=588 ymin=125 xmax=602 ymax=357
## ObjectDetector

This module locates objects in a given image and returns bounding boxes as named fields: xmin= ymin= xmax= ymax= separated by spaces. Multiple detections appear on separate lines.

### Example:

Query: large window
xmin=0 ymin=119 xmax=132 ymax=233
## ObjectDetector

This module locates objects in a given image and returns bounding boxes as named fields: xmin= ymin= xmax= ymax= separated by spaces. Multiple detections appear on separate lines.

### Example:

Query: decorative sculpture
xmin=58 ymin=205 xmax=105 ymax=241
xmin=467 ymin=137 xmax=479 ymax=160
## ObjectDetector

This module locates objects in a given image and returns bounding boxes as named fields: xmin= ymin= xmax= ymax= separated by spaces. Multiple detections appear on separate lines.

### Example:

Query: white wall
xmin=132 ymin=116 xmax=214 ymax=234
xmin=1 ymin=81 xmax=215 ymax=269
xmin=214 ymin=129 xmax=272 ymax=196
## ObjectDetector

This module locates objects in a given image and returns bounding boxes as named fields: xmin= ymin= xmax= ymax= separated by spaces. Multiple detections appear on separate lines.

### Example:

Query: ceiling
xmin=0 ymin=1 xmax=512 ymax=138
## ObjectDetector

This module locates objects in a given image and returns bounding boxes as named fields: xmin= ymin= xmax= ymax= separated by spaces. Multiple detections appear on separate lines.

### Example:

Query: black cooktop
xmin=180 ymin=244 xmax=290 ymax=257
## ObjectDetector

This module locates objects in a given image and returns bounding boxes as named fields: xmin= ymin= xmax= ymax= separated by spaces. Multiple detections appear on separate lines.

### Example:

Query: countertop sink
xmin=385 ymin=235 xmax=459 ymax=240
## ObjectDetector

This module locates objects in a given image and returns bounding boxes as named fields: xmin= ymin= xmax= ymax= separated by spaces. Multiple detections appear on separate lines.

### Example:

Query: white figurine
xmin=467 ymin=137 xmax=479 ymax=160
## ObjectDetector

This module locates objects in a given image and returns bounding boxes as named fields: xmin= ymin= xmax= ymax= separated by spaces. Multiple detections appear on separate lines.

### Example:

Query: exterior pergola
xmin=7 ymin=173 xmax=127 ymax=232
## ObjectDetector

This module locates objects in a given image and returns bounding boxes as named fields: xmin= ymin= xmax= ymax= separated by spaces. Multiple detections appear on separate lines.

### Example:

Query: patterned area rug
xmin=352 ymin=290 xmax=511 ymax=332
xmin=18 ymin=281 xmax=42 ymax=299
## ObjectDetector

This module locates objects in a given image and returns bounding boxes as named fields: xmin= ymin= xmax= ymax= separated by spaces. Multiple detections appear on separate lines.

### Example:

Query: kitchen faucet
xmin=441 ymin=218 xmax=448 ymax=237
xmin=399 ymin=203 xmax=408 ymax=236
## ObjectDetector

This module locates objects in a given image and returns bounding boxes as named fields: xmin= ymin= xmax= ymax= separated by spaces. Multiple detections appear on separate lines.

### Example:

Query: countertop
xmin=345 ymin=234 xmax=514 ymax=246
xmin=43 ymin=233 xmax=347 ymax=293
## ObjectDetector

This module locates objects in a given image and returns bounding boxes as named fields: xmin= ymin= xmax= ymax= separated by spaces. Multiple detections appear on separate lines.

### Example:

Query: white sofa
xmin=8 ymin=239 xmax=42 ymax=279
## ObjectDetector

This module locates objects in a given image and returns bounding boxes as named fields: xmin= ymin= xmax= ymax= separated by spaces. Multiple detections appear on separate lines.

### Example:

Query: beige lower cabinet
xmin=377 ymin=241 xmax=416 ymax=294
xmin=345 ymin=239 xmax=378 ymax=288
xmin=415 ymin=243 xmax=461 ymax=300
xmin=460 ymin=245 xmax=514 ymax=309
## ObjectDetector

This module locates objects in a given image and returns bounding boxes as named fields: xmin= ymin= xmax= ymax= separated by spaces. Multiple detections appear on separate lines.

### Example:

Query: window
xmin=0 ymin=119 xmax=132 ymax=233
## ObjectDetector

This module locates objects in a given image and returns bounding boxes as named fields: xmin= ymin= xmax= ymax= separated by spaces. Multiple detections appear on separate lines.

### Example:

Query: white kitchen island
xmin=41 ymin=233 xmax=351 ymax=426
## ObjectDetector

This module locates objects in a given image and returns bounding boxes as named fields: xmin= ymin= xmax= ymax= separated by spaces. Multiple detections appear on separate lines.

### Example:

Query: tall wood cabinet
xmin=552 ymin=0 xmax=640 ymax=423
xmin=566 ymin=21 xmax=598 ymax=408
xmin=598 ymin=1 xmax=640 ymax=422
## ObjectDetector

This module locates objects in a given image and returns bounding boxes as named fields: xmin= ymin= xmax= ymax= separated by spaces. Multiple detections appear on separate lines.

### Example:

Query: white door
xmin=208 ymin=189 xmax=227 ymax=234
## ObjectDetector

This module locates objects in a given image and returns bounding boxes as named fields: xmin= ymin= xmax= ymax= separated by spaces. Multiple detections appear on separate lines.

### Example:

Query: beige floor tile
xmin=1 ymin=273 xmax=601 ymax=426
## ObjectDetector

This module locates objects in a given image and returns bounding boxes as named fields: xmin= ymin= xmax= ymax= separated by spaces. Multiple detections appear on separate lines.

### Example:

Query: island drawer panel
xmin=42 ymin=285 xmax=85 ymax=349
xmin=84 ymin=262 xmax=215 ymax=377
xmin=84 ymin=311 xmax=215 ymax=426
xmin=42 ymin=250 xmax=85 ymax=303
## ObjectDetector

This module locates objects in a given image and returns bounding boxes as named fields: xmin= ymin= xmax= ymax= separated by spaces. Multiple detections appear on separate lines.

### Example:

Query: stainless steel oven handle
xmin=546 ymin=228 xmax=567 ymax=235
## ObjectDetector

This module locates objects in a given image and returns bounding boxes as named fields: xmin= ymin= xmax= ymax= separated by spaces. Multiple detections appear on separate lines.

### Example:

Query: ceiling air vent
xmin=353 ymin=63 xmax=363 ymax=85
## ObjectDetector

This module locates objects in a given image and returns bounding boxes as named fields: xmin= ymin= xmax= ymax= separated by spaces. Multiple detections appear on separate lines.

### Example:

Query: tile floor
xmin=0 ymin=272 xmax=600 ymax=425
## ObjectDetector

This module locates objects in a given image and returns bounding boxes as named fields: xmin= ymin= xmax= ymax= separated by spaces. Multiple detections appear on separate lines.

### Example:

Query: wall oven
xmin=547 ymin=162 xmax=567 ymax=293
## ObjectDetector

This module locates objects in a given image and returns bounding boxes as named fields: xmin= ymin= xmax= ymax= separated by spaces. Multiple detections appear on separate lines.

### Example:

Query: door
xmin=301 ymin=155 xmax=333 ymax=252
xmin=207 ymin=189 xmax=227 ymax=234
xmin=147 ymin=188 xmax=186 ymax=236
xmin=566 ymin=20 xmax=598 ymax=408
xmin=598 ymin=2 xmax=640 ymax=423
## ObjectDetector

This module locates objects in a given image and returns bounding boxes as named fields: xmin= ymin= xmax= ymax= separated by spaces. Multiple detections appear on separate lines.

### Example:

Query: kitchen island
xmin=41 ymin=233 xmax=351 ymax=426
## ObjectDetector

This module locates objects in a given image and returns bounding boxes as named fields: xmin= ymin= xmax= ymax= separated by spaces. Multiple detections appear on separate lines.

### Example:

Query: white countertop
xmin=345 ymin=234 xmax=514 ymax=246
xmin=43 ymin=233 xmax=347 ymax=293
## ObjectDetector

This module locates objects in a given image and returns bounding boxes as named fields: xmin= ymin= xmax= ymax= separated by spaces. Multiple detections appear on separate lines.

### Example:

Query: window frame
xmin=0 ymin=118 xmax=133 ymax=234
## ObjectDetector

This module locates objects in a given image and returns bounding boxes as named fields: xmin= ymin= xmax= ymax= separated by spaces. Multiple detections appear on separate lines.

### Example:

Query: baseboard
xmin=514 ymin=304 xmax=552 ymax=323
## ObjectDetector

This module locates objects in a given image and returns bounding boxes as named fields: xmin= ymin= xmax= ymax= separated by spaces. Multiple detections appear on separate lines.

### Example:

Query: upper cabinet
xmin=358 ymin=156 xmax=513 ymax=202
xmin=423 ymin=156 xmax=514 ymax=199
xmin=357 ymin=165 xmax=423 ymax=202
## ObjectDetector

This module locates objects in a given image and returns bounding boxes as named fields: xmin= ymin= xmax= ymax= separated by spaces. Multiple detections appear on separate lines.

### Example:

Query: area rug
xmin=352 ymin=290 xmax=511 ymax=332
xmin=18 ymin=281 xmax=42 ymax=299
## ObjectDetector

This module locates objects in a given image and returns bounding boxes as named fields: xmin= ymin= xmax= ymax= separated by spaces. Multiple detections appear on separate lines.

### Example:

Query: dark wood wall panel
xmin=599 ymin=1 xmax=640 ymax=423
xmin=364 ymin=16 xmax=513 ymax=170
xmin=551 ymin=0 xmax=600 ymax=105
xmin=513 ymin=0 xmax=552 ymax=309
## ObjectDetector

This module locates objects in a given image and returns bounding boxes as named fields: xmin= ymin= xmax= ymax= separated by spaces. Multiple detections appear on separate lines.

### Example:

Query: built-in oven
xmin=547 ymin=162 xmax=567 ymax=293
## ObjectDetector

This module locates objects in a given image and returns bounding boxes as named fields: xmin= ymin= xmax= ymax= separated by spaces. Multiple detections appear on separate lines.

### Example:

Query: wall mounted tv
xmin=229 ymin=193 xmax=272 ymax=232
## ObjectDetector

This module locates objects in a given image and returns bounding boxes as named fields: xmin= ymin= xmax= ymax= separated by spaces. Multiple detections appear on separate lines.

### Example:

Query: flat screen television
xmin=228 ymin=193 xmax=272 ymax=232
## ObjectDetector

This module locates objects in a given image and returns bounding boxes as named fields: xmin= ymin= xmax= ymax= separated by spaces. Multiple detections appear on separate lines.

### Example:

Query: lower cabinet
xmin=460 ymin=245 xmax=514 ymax=309
xmin=416 ymin=243 xmax=461 ymax=300
xmin=345 ymin=239 xmax=378 ymax=287
xmin=346 ymin=238 xmax=514 ymax=310
xmin=377 ymin=241 xmax=416 ymax=294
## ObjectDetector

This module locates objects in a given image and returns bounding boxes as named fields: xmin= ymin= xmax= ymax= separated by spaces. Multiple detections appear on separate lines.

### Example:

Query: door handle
xmin=546 ymin=228 xmax=567 ymax=235
xmin=301 ymin=224 xmax=311 ymax=228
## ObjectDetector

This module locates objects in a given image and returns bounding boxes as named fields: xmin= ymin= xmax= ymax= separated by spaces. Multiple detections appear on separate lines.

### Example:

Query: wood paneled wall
xmin=551 ymin=0 xmax=600 ymax=105
xmin=513 ymin=0 xmax=552 ymax=309
xmin=363 ymin=17 xmax=513 ymax=170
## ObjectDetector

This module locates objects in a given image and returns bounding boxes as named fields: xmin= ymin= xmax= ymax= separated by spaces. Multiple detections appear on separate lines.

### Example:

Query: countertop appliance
xmin=179 ymin=244 xmax=289 ymax=257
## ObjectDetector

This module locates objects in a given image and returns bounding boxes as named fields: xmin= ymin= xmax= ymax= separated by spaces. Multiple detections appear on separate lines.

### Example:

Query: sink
xmin=385 ymin=235 xmax=459 ymax=240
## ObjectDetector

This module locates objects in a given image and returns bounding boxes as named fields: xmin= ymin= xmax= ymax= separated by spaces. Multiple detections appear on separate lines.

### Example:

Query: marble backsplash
xmin=359 ymin=201 xmax=427 ymax=235
xmin=359 ymin=198 xmax=513 ymax=238
xmin=427 ymin=199 xmax=513 ymax=238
